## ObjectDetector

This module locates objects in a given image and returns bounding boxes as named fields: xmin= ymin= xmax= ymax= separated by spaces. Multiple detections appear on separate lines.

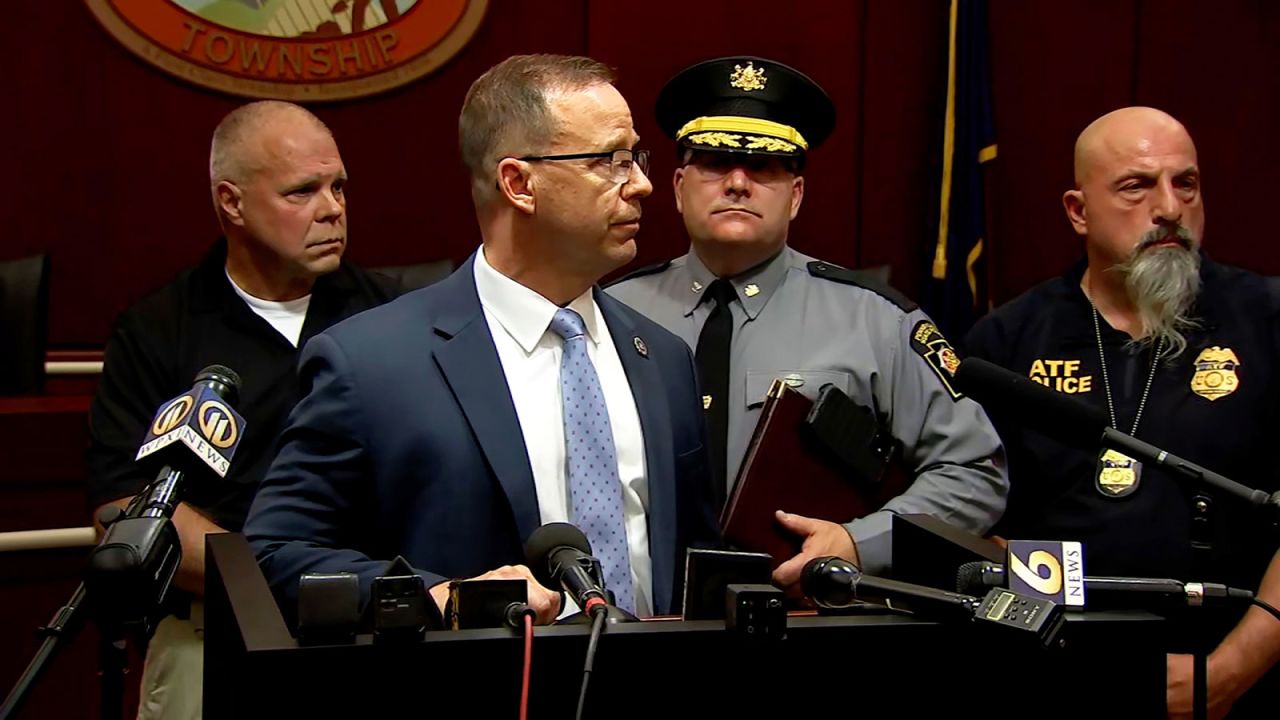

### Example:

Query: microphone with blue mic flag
xmin=2 ymin=365 xmax=245 ymax=720
xmin=87 ymin=364 xmax=246 ymax=627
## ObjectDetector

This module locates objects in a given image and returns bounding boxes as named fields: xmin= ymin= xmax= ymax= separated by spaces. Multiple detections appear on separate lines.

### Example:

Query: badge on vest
xmin=1095 ymin=448 xmax=1141 ymax=498
xmin=1190 ymin=346 xmax=1240 ymax=401
xmin=910 ymin=320 xmax=963 ymax=400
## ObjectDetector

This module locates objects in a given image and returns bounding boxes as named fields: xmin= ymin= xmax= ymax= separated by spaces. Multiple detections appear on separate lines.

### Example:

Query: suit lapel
xmin=597 ymin=289 xmax=676 ymax=613
xmin=433 ymin=256 xmax=541 ymax=541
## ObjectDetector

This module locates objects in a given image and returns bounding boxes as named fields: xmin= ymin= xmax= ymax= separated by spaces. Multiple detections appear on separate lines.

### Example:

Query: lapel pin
xmin=744 ymin=283 xmax=760 ymax=297
xmin=692 ymin=281 xmax=703 ymax=293
xmin=633 ymin=336 xmax=648 ymax=357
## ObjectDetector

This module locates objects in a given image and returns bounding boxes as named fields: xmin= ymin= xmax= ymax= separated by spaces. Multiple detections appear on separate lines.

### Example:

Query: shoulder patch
xmin=909 ymin=320 xmax=964 ymax=401
xmin=604 ymin=259 xmax=673 ymax=289
xmin=807 ymin=261 xmax=918 ymax=312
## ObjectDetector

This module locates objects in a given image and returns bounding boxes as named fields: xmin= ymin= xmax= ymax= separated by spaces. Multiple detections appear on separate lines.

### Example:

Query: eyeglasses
xmin=517 ymin=148 xmax=650 ymax=184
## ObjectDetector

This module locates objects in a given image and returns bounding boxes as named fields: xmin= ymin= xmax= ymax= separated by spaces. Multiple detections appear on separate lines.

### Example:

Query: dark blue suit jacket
xmin=244 ymin=255 xmax=718 ymax=616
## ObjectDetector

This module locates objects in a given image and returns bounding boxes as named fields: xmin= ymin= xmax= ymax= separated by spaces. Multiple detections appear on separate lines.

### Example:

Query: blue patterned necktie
xmin=548 ymin=308 xmax=636 ymax=614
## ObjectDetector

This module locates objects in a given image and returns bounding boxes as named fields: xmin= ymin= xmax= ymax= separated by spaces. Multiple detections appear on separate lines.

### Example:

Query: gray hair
xmin=458 ymin=54 xmax=614 ymax=204
xmin=1110 ymin=225 xmax=1203 ymax=361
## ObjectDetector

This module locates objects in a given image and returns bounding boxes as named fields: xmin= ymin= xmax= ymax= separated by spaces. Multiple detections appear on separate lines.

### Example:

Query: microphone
xmin=524 ymin=523 xmax=610 ymax=617
xmin=803 ymin=556 xmax=980 ymax=619
xmin=953 ymin=357 xmax=1279 ymax=510
xmin=952 ymin=356 xmax=1106 ymax=447
xmin=803 ymin=557 xmax=1066 ymax=647
xmin=134 ymin=364 xmax=244 ymax=479
xmin=124 ymin=364 xmax=245 ymax=523
xmin=955 ymin=559 xmax=1010 ymax=596
xmin=86 ymin=365 xmax=245 ymax=627
xmin=956 ymin=560 xmax=1255 ymax=608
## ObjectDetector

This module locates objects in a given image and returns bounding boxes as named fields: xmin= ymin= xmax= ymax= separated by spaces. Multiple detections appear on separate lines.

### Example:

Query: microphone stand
xmin=0 ymin=472 xmax=183 ymax=720
xmin=1100 ymin=427 xmax=1280 ymax=719
xmin=1100 ymin=428 xmax=1280 ymax=513
xmin=547 ymin=554 xmax=635 ymax=720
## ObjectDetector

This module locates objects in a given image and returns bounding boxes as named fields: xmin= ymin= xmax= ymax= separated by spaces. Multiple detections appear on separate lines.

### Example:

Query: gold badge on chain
xmin=1096 ymin=448 xmax=1142 ymax=497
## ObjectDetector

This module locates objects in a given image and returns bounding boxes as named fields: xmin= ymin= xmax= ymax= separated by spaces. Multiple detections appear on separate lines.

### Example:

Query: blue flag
xmin=924 ymin=0 xmax=996 ymax=339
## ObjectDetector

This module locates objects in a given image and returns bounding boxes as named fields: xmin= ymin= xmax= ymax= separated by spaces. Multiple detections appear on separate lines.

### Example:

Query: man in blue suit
xmin=244 ymin=54 xmax=719 ymax=623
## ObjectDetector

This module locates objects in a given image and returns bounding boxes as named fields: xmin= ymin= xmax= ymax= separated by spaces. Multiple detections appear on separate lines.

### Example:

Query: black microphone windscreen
xmin=800 ymin=556 xmax=828 ymax=598
xmin=523 ymin=523 xmax=592 ymax=587
xmin=953 ymin=358 xmax=1107 ymax=449
xmin=801 ymin=556 xmax=858 ymax=607
xmin=195 ymin=364 xmax=242 ymax=387
xmin=194 ymin=364 xmax=242 ymax=406
xmin=955 ymin=561 xmax=990 ymax=595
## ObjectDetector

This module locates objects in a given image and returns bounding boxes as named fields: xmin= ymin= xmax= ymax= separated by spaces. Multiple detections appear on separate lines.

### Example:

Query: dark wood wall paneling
xmin=588 ymin=1 xmax=867 ymax=274
xmin=3 ymin=1 xmax=1278 ymax=347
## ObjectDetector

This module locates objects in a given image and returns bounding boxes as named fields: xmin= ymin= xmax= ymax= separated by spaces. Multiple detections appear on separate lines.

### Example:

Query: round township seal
xmin=86 ymin=0 xmax=488 ymax=101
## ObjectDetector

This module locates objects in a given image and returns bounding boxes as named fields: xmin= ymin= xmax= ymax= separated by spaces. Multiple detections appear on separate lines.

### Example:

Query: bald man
xmin=87 ymin=101 xmax=399 ymax=719
xmin=966 ymin=107 xmax=1280 ymax=717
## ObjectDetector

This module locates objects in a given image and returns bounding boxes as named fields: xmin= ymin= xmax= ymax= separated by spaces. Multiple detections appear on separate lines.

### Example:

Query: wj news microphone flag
xmin=136 ymin=378 xmax=245 ymax=478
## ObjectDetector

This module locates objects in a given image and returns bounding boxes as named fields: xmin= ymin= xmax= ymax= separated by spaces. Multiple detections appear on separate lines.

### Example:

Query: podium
xmin=206 ymin=534 xmax=1169 ymax=718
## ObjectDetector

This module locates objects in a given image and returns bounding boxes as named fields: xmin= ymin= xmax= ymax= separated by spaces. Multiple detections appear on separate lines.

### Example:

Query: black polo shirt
xmin=87 ymin=239 xmax=401 ymax=531
xmin=965 ymin=257 xmax=1280 ymax=590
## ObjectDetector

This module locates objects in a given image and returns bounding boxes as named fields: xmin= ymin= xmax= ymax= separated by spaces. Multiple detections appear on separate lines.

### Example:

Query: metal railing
xmin=44 ymin=361 xmax=103 ymax=376
xmin=0 ymin=527 xmax=96 ymax=552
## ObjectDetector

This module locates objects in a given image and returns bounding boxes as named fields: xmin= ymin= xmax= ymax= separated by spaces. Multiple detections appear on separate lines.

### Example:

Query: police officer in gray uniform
xmin=607 ymin=56 xmax=1007 ymax=587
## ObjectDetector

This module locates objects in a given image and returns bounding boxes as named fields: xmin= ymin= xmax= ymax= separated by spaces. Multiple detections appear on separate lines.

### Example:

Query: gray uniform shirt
xmin=607 ymin=246 xmax=1007 ymax=573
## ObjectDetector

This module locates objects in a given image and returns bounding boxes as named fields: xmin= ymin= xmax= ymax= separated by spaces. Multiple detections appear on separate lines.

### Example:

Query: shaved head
xmin=1064 ymin=106 xmax=1205 ymax=360
xmin=209 ymin=101 xmax=333 ymax=186
xmin=1073 ymin=106 xmax=1196 ymax=187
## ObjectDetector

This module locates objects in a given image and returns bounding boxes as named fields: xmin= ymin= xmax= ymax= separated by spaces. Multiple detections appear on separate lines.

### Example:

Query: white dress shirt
xmin=474 ymin=248 xmax=653 ymax=616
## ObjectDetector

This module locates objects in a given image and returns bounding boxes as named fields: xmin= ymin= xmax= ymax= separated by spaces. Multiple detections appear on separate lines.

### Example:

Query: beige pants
xmin=136 ymin=603 xmax=203 ymax=720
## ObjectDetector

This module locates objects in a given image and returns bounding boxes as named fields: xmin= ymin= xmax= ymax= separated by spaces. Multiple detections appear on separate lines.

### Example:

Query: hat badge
xmin=730 ymin=62 xmax=767 ymax=92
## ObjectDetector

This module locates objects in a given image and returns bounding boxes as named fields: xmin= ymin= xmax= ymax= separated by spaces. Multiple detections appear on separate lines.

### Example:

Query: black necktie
xmin=695 ymin=279 xmax=736 ymax=510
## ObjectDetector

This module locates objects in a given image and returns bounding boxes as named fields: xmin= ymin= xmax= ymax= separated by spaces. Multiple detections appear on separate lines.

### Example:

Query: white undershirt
xmin=473 ymin=248 xmax=653 ymax=617
xmin=226 ymin=268 xmax=311 ymax=348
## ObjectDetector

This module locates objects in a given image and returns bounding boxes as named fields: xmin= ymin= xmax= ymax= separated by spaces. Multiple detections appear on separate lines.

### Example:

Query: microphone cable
xmin=521 ymin=613 xmax=533 ymax=720
xmin=504 ymin=602 xmax=536 ymax=720
xmin=1252 ymin=597 xmax=1280 ymax=622
xmin=575 ymin=608 xmax=606 ymax=720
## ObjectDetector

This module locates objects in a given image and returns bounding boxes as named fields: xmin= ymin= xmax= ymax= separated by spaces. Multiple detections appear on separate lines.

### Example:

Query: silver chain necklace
xmin=1090 ymin=305 xmax=1164 ymax=497
xmin=1091 ymin=307 xmax=1164 ymax=433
